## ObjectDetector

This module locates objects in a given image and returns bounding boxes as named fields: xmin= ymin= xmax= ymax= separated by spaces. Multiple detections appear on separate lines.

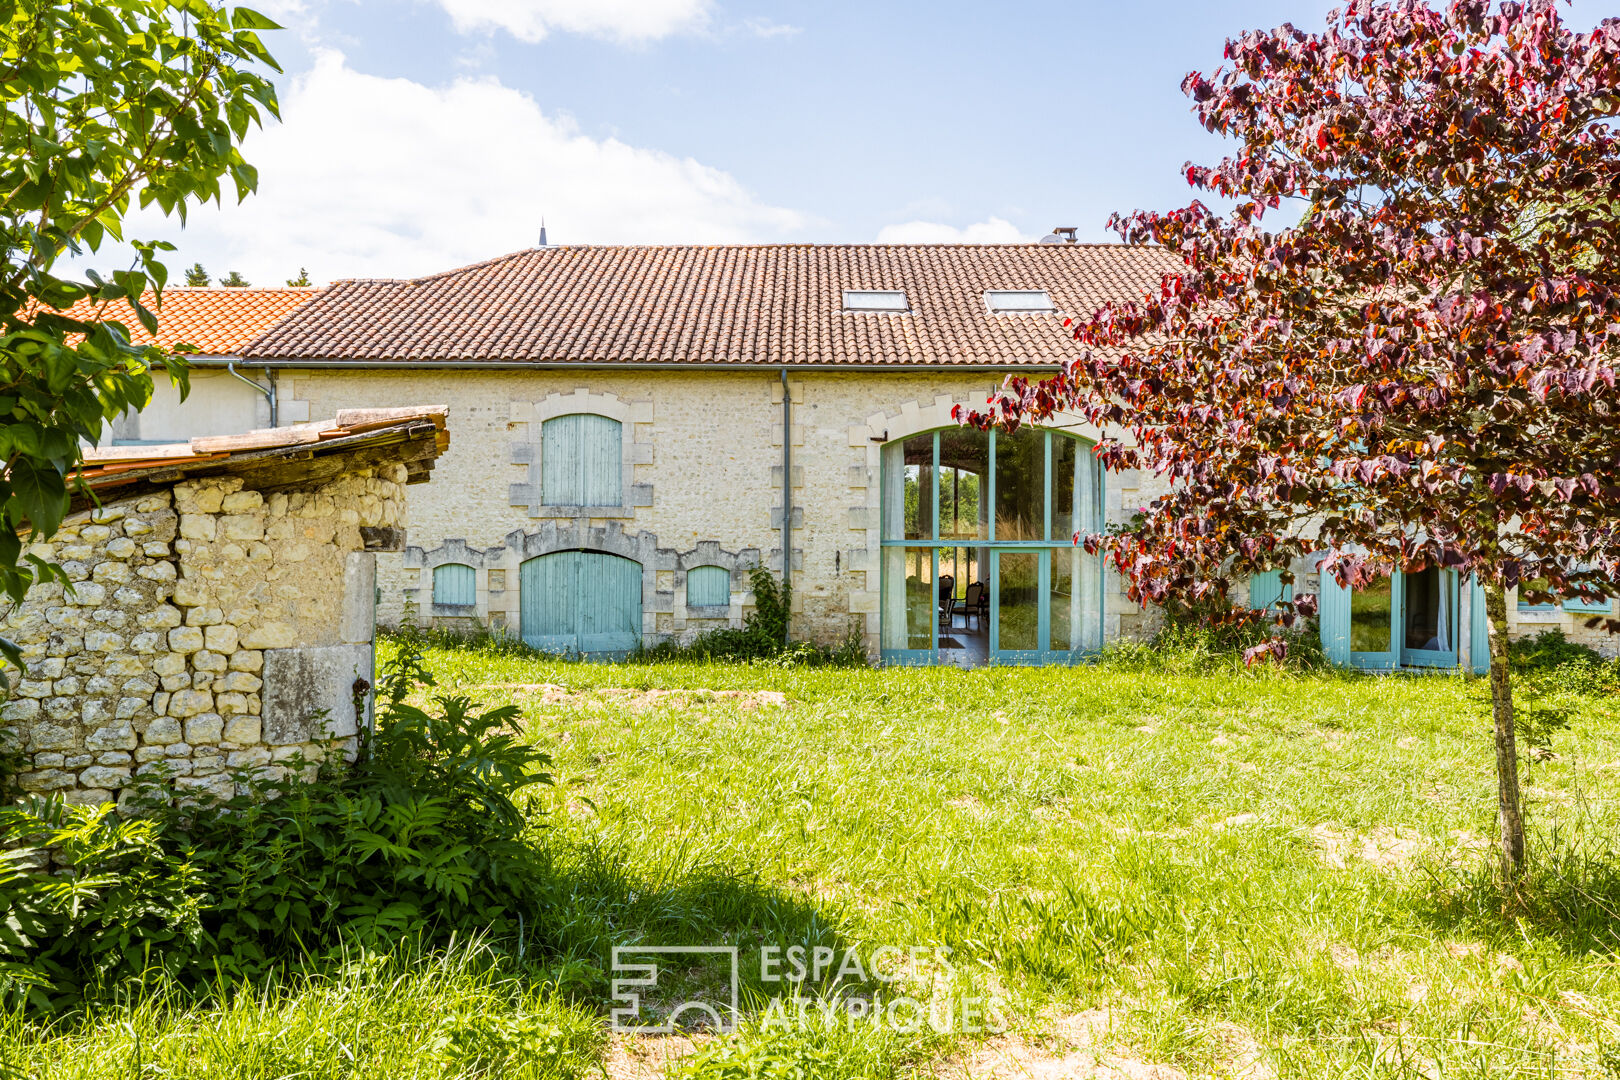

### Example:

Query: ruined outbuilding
xmin=1 ymin=407 xmax=447 ymax=804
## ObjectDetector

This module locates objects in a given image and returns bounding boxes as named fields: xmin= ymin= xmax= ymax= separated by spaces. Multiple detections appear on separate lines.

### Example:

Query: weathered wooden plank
xmin=190 ymin=425 xmax=323 ymax=454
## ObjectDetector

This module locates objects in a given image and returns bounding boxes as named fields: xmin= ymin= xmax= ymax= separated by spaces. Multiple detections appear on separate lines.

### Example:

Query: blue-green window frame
xmin=1516 ymin=582 xmax=1613 ymax=615
xmin=1564 ymin=595 xmax=1615 ymax=615
xmin=1248 ymin=570 xmax=1294 ymax=612
xmin=433 ymin=563 xmax=477 ymax=608
xmin=1517 ymin=585 xmax=1558 ymax=614
xmin=541 ymin=413 xmax=623 ymax=507
xmin=686 ymin=565 xmax=730 ymax=608
xmin=878 ymin=427 xmax=1104 ymax=666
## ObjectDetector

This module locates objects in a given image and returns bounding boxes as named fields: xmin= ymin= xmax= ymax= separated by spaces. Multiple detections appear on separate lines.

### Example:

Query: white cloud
xmin=875 ymin=217 xmax=1031 ymax=244
xmin=117 ymin=52 xmax=807 ymax=285
xmin=743 ymin=16 xmax=800 ymax=38
xmin=434 ymin=0 xmax=710 ymax=43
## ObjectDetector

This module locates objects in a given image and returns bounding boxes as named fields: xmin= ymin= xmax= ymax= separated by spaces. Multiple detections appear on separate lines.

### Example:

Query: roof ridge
xmin=245 ymin=243 xmax=1180 ymax=365
xmin=157 ymin=286 xmax=323 ymax=294
xmin=320 ymin=241 xmax=1164 ymax=289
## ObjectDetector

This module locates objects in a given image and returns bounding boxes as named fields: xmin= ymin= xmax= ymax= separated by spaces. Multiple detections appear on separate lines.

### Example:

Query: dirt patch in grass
xmin=939 ymin=1009 xmax=1189 ymax=1079
xmin=477 ymin=683 xmax=789 ymax=711
xmin=1309 ymin=824 xmax=1489 ymax=871
xmin=604 ymin=1034 xmax=704 ymax=1080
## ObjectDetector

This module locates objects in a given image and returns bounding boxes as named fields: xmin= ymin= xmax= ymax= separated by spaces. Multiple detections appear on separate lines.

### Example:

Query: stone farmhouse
xmin=67 ymin=239 xmax=1620 ymax=672
xmin=5 ymin=408 xmax=447 ymax=804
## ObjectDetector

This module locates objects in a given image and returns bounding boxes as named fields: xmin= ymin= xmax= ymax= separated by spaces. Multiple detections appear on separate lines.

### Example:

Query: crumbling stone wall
xmin=1 ymin=464 xmax=409 ymax=805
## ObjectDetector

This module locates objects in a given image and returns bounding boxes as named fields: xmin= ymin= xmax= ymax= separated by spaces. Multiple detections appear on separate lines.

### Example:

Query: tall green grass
xmin=418 ymin=640 xmax=1620 ymax=1076
xmin=9 ymin=637 xmax=1620 ymax=1078
xmin=0 ymin=946 xmax=604 ymax=1080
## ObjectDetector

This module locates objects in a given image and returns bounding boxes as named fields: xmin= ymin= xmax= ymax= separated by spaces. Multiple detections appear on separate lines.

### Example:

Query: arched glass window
xmin=542 ymin=414 xmax=622 ymax=506
xmin=433 ymin=563 xmax=476 ymax=606
xmin=879 ymin=426 xmax=1103 ymax=667
xmin=687 ymin=566 xmax=730 ymax=607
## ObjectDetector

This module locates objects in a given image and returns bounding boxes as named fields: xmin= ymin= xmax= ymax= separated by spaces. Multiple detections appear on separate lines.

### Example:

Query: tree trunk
xmin=1483 ymin=584 xmax=1526 ymax=881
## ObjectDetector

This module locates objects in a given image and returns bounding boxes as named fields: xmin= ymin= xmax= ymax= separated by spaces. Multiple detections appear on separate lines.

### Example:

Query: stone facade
xmin=1 ymin=465 xmax=409 ymax=804
xmin=94 ymin=363 xmax=1614 ymax=666
xmin=266 ymin=368 xmax=1161 ymax=655
xmin=1501 ymin=598 xmax=1619 ymax=656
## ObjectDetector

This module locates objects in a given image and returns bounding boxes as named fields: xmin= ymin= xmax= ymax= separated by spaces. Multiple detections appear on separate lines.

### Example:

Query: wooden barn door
xmin=520 ymin=551 xmax=642 ymax=657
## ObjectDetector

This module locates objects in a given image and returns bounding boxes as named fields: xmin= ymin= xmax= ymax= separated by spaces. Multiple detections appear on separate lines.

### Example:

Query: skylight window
xmin=843 ymin=290 xmax=909 ymax=312
xmin=985 ymin=290 xmax=1055 ymax=313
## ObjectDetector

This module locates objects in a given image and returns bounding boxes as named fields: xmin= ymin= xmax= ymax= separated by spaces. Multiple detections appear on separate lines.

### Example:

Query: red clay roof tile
xmin=243 ymin=244 xmax=1178 ymax=367
xmin=49 ymin=288 xmax=318 ymax=356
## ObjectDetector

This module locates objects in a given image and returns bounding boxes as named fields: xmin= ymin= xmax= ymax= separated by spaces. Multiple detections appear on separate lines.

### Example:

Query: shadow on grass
xmin=1411 ymin=829 xmax=1620 ymax=955
xmin=528 ymin=837 xmax=854 ymax=1009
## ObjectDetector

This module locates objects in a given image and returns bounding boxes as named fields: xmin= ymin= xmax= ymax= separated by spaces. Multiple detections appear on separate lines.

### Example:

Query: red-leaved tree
xmin=963 ymin=0 xmax=1620 ymax=879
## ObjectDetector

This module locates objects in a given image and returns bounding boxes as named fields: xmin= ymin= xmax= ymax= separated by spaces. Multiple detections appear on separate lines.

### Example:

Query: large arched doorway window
xmin=520 ymin=551 xmax=642 ymax=657
xmin=879 ymin=426 xmax=1103 ymax=666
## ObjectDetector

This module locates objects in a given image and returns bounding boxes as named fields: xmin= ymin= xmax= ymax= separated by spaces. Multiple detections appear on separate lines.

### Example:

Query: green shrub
xmin=392 ymin=617 xmax=542 ymax=659
xmin=0 ymin=799 xmax=204 ymax=1010
xmin=0 ymin=646 xmax=555 ymax=1011
xmin=635 ymin=568 xmax=868 ymax=667
xmin=1508 ymin=629 xmax=1620 ymax=695
xmin=1100 ymin=606 xmax=1326 ymax=674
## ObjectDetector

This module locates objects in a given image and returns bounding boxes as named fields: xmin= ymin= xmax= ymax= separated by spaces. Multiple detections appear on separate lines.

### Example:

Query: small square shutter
xmin=433 ymin=563 xmax=476 ymax=606
xmin=687 ymin=566 xmax=730 ymax=607
xmin=1249 ymin=570 xmax=1292 ymax=611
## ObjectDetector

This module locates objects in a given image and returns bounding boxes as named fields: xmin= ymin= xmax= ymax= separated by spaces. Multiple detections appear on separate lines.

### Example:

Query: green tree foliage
xmin=182 ymin=262 xmax=211 ymax=287
xmin=218 ymin=270 xmax=251 ymax=287
xmin=966 ymin=1 xmax=1620 ymax=880
xmin=0 ymin=1 xmax=280 ymax=673
xmin=285 ymin=267 xmax=311 ymax=286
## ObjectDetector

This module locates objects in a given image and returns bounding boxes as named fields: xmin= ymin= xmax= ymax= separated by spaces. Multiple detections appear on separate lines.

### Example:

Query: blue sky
xmin=143 ymin=0 xmax=1608 ymax=286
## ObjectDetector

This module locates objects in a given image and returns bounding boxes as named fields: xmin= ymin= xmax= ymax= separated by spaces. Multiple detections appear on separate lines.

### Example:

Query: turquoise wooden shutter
xmin=541 ymin=414 xmax=622 ymax=506
xmin=578 ymin=415 xmax=622 ymax=506
xmin=1249 ymin=570 xmax=1292 ymax=611
xmin=1564 ymin=595 xmax=1614 ymax=615
xmin=1319 ymin=571 xmax=1351 ymax=666
xmin=433 ymin=563 xmax=476 ymax=606
xmin=1469 ymin=575 xmax=1491 ymax=675
xmin=687 ymin=565 xmax=730 ymax=607
xmin=541 ymin=415 xmax=582 ymax=505
xmin=521 ymin=553 xmax=579 ymax=653
xmin=577 ymin=552 xmax=641 ymax=654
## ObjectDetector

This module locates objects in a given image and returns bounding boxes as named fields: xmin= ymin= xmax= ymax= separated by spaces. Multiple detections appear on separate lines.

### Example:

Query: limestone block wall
xmin=2 ymin=465 xmax=406 ymax=804
xmin=274 ymin=367 xmax=1150 ymax=656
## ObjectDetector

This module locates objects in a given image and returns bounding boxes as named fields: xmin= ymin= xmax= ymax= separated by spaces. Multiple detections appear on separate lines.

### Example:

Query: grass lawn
xmin=8 ymin=641 xmax=1620 ymax=1079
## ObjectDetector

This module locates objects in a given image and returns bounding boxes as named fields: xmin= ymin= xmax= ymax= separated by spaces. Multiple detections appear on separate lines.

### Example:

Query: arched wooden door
xmin=520 ymin=551 xmax=642 ymax=656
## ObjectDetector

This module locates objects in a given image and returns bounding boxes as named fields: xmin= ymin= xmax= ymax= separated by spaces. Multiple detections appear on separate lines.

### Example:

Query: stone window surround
xmin=508 ymin=390 xmax=653 ymax=520
xmin=406 ymin=539 xmax=487 ymax=619
xmin=843 ymin=393 xmax=1119 ymax=647
xmin=403 ymin=527 xmax=762 ymax=639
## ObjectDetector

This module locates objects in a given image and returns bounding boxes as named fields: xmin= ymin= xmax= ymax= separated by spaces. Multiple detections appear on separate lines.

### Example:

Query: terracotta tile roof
xmin=48 ymin=288 xmax=318 ymax=356
xmin=75 ymin=406 xmax=449 ymax=505
xmin=243 ymin=244 xmax=1180 ymax=367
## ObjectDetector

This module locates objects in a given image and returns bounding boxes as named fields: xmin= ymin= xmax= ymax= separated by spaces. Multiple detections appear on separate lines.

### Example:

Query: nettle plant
xmin=963 ymin=0 xmax=1620 ymax=879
